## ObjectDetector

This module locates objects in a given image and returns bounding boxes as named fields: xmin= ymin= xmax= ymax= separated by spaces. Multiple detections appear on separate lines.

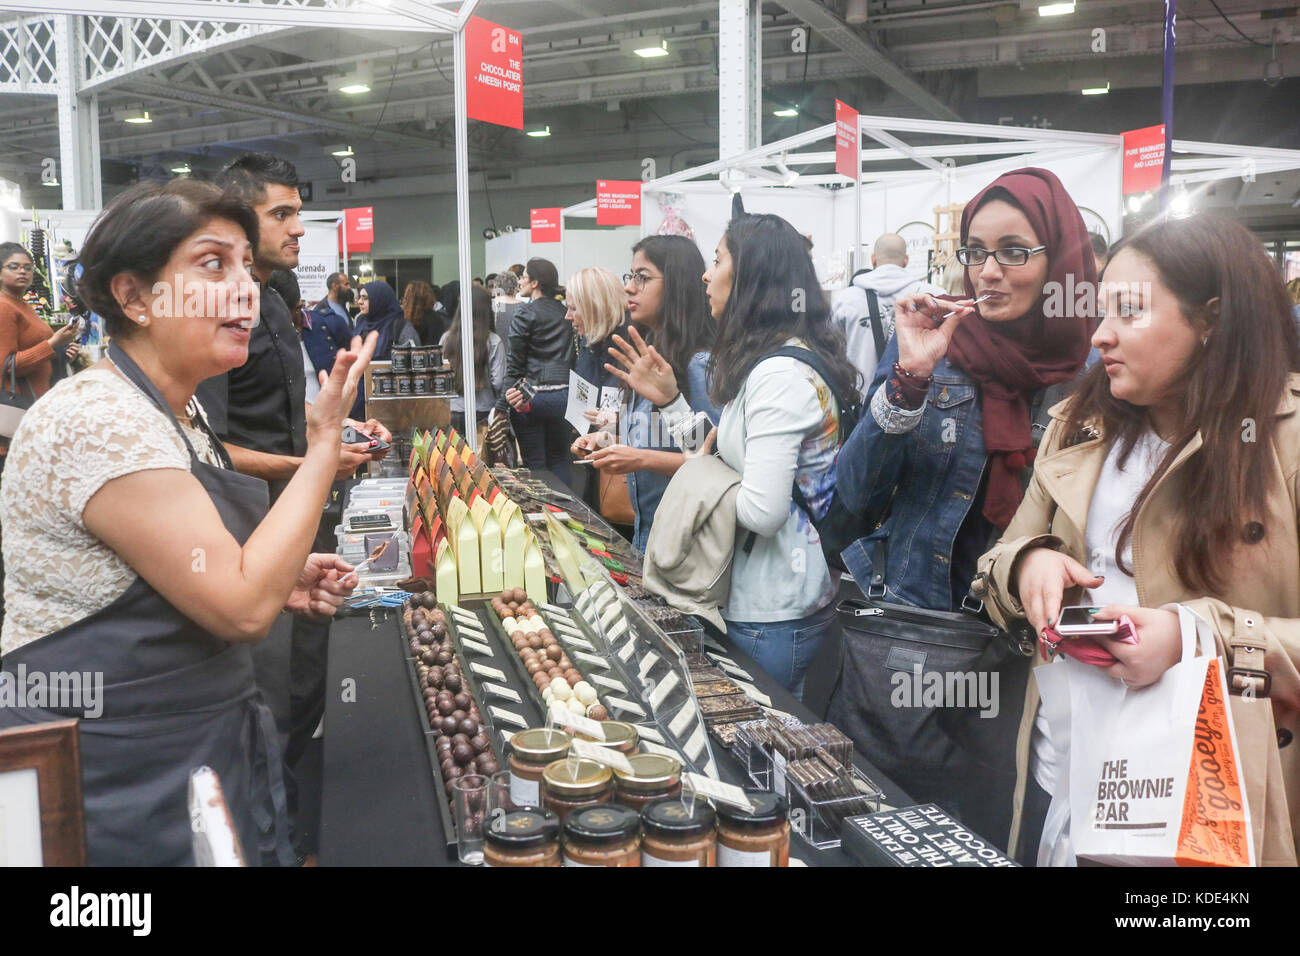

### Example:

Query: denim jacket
xmin=837 ymin=335 xmax=994 ymax=610
xmin=623 ymin=351 xmax=720 ymax=552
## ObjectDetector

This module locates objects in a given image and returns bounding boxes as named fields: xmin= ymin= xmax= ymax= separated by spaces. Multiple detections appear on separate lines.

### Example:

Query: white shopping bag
xmin=1036 ymin=606 xmax=1254 ymax=867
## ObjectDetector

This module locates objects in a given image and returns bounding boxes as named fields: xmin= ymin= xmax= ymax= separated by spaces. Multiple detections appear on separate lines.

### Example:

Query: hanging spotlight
xmin=526 ymin=125 xmax=551 ymax=138
xmin=772 ymin=105 xmax=799 ymax=118
xmin=122 ymin=108 xmax=152 ymax=124
xmin=331 ymin=145 xmax=355 ymax=157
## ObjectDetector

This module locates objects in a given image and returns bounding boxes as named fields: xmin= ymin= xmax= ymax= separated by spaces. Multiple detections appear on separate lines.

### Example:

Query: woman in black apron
xmin=0 ymin=180 xmax=372 ymax=865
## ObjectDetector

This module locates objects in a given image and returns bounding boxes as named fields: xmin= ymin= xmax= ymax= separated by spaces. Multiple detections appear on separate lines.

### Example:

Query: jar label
xmin=562 ymin=855 xmax=597 ymax=867
xmin=718 ymin=843 xmax=774 ymax=868
xmin=641 ymin=852 xmax=700 ymax=867
xmin=510 ymin=773 xmax=539 ymax=806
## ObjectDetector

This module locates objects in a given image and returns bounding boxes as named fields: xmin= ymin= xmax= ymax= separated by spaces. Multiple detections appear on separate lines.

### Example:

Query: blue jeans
xmin=725 ymin=600 xmax=837 ymax=700
xmin=510 ymin=389 xmax=574 ymax=486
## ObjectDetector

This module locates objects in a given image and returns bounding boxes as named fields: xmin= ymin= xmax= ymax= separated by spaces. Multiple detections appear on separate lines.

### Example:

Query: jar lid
xmin=640 ymin=798 xmax=716 ymax=838
xmin=577 ymin=720 xmax=638 ymax=752
xmin=542 ymin=758 xmax=612 ymax=796
xmin=510 ymin=728 xmax=571 ymax=761
xmin=563 ymin=804 xmax=640 ymax=845
xmin=484 ymin=807 xmax=559 ymax=849
xmin=716 ymin=790 xmax=788 ymax=829
xmin=613 ymin=753 xmax=681 ymax=792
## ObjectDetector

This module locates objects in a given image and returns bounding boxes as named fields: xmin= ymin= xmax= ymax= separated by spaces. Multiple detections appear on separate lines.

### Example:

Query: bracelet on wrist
xmin=655 ymin=391 xmax=681 ymax=410
xmin=893 ymin=361 xmax=934 ymax=384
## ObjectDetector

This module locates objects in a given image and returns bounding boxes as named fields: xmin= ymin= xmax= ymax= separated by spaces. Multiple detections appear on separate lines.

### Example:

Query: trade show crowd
xmin=2 ymin=148 xmax=1299 ymax=868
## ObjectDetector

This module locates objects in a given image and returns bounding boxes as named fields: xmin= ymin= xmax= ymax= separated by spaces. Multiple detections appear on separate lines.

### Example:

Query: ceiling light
xmin=170 ymin=162 xmax=191 ymax=175
xmin=621 ymin=36 xmax=669 ymax=58
xmin=526 ymin=125 xmax=551 ymax=138
xmin=331 ymin=64 xmax=373 ymax=96
xmin=1127 ymin=195 xmax=1144 ymax=213
xmin=339 ymin=81 xmax=370 ymax=95
xmin=123 ymin=109 xmax=152 ymax=124
xmin=331 ymin=145 xmax=355 ymax=157
xmin=42 ymin=178 xmax=60 ymax=187
xmin=1081 ymin=82 xmax=1110 ymax=95
xmin=1038 ymin=1 xmax=1075 ymax=15
xmin=1170 ymin=191 xmax=1191 ymax=217
xmin=773 ymin=106 xmax=799 ymax=118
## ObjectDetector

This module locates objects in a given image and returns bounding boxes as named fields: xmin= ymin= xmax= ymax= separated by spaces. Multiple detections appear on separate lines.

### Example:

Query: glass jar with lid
xmin=410 ymin=344 xmax=429 ymax=371
xmin=640 ymin=798 xmax=716 ymax=867
xmin=716 ymin=790 xmax=790 ymax=867
xmin=612 ymin=753 xmax=681 ymax=812
xmin=507 ymin=728 xmax=571 ymax=807
xmin=541 ymin=758 xmax=612 ymax=822
xmin=483 ymin=807 xmax=561 ymax=867
xmin=562 ymin=804 xmax=641 ymax=867
xmin=391 ymin=342 xmax=412 ymax=373
xmin=575 ymin=720 xmax=639 ymax=756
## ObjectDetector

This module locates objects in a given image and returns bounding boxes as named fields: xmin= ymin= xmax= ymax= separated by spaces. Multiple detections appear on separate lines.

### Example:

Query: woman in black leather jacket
xmin=502 ymin=257 xmax=575 ymax=483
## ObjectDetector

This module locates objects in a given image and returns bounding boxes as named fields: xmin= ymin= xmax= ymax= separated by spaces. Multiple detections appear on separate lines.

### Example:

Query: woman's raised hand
xmin=605 ymin=326 xmax=679 ymax=407
xmin=892 ymin=293 xmax=976 ymax=379
xmin=308 ymin=331 xmax=378 ymax=441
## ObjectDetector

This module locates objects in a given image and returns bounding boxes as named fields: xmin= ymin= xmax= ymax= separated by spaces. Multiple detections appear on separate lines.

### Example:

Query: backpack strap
xmin=863 ymin=289 xmax=886 ymax=364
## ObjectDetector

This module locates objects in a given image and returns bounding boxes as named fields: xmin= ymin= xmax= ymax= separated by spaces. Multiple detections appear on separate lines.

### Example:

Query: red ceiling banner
xmin=1122 ymin=125 xmax=1166 ymax=195
xmin=595 ymin=180 xmax=642 ymax=226
xmin=344 ymin=206 xmax=373 ymax=252
xmin=530 ymin=207 xmax=563 ymax=243
xmin=466 ymin=16 xmax=523 ymax=130
xmin=835 ymin=99 xmax=860 ymax=182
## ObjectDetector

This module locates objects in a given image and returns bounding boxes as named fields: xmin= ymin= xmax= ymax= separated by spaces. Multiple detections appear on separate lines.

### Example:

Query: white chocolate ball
xmin=573 ymin=681 xmax=597 ymax=706
xmin=549 ymin=677 xmax=572 ymax=700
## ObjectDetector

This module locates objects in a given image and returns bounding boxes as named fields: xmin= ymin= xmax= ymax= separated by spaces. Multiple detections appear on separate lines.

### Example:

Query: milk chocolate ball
xmin=444 ymin=673 xmax=462 ymax=693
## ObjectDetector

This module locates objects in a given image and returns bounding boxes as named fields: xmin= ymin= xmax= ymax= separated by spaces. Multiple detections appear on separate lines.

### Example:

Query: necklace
xmin=106 ymin=353 xmax=195 ymax=426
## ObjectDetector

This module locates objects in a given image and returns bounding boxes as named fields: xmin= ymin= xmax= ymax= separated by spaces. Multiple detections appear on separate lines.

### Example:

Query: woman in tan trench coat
xmin=978 ymin=213 xmax=1300 ymax=866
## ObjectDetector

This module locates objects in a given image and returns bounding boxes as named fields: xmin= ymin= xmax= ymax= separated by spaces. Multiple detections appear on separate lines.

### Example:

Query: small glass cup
xmin=487 ymin=770 xmax=516 ymax=830
xmin=453 ymin=774 xmax=489 ymax=865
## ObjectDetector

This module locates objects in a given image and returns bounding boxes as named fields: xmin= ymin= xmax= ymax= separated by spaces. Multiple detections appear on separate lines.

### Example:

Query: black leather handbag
xmin=0 ymin=354 xmax=35 ymax=440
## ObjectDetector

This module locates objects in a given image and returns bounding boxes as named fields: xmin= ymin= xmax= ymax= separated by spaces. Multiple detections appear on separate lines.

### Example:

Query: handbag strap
xmin=863 ymin=289 xmax=887 ymax=362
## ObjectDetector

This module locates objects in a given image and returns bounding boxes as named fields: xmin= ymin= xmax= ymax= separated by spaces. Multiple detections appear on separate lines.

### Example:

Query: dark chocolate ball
xmin=471 ymin=733 xmax=489 ymax=753
xmin=450 ymin=710 xmax=467 ymax=725
xmin=427 ymin=666 xmax=445 ymax=687
xmin=436 ymin=698 xmax=456 ymax=717
xmin=443 ymin=674 xmax=462 ymax=693
xmin=453 ymin=743 xmax=475 ymax=766
xmin=420 ymin=649 xmax=438 ymax=666
xmin=434 ymin=649 xmax=453 ymax=666
xmin=457 ymin=718 xmax=478 ymax=737
xmin=478 ymin=758 xmax=501 ymax=776
xmin=453 ymin=692 xmax=472 ymax=710
xmin=439 ymin=716 xmax=458 ymax=735
xmin=431 ymin=622 xmax=447 ymax=639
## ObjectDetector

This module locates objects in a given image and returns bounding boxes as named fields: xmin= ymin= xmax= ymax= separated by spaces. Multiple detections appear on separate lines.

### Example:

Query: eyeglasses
xmin=956 ymin=246 xmax=1047 ymax=267
xmin=622 ymin=272 xmax=662 ymax=290
xmin=2 ymin=262 xmax=33 ymax=273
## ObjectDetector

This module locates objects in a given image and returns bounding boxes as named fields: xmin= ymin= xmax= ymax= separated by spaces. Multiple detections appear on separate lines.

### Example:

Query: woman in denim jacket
xmin=826 ymin=168 xmax=1095 ymax=845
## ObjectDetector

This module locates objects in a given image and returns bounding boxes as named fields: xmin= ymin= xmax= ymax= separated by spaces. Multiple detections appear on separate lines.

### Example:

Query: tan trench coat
xmin=977 ymin=375 xmax=1300 ymax=865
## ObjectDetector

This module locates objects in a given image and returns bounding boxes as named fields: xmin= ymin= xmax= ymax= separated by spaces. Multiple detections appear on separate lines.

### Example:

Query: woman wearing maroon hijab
xmin=827 ymin=167 xmax=1095 ymax=849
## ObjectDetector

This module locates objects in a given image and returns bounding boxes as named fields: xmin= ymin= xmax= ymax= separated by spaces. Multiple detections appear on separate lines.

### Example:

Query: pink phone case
xmin=1042 ymin=614 xmax=1140 ymax=666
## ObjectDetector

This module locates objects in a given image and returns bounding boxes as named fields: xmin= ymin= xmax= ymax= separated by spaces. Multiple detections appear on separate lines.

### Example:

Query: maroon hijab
xmin=946 ymin=167 xmax=1095 ymax=528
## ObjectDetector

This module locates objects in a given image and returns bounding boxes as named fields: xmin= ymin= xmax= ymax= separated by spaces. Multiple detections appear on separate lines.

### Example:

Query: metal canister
xmin=391 ymin=343 xmax=412 ymax=373
xmin=410 ymin=345 xmax=429 ymax=372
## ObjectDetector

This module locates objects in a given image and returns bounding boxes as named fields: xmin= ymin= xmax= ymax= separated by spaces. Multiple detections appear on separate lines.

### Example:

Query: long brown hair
xmin=444 ymin=284 xmax=493 ymax=395
xmin=1062 ymin=214 xmax=1300 ymax=592
xmin=707 ymin=212 xmax=859 ymax=407
xmin=402 ymin=280 xmax=436 ymax=339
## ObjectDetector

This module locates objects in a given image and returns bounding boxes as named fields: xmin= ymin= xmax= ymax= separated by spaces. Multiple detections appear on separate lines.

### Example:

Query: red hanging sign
xmin=835 ymin=99 xmax=860 ymax=182
xmin=344 ymin=206 xmax=373 ymax=253
xmin=595 ymin=180 xmax=641 ymax=226
xmin=530 ymin=208 xmax=562 ymax=243
xmin=466 ymin=16 xmax=523 ymax=130
xmin=1122 ymin=125 xmax=1166 ymax=195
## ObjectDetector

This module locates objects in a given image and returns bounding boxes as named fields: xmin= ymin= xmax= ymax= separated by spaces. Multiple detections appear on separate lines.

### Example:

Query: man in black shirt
xmin=196 ymin=153 xmax=391 ymax=861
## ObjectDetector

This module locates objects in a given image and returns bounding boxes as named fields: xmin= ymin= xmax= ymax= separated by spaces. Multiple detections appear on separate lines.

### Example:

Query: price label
xmin=647 ymin=670 xmax=679 ymax=711
xmin=639 ymin=739 xmax=680 ymax=759
xmin=638 ymin=652 xmax=661 ymax=678
xmin=714 ymin=659 xmax=754 ymax=681
xmin=574 ymin=651 xmax=609 ymax=670
xmin=569 ymin=737 xmax=635 ymax=774
xmin=605 ymin=696 xmax=645 ymax=717
xmin=451 ymin=607 xmax=479 ymax=625
xmin=548 ymin=702 xmax=606 ymax=739
xmin=734 ymin=680 xmax=772 ymax=706
xmin=682 ymin=772 xmax=754 ymax=810
xmin=460 ymin=638 xmax=493 ymax=657
xmin=701 ymin=634 xmax=724 ymax=652
xmin=683 ymin=722 xmax=707 ymax=761
xmin=773 ymin=750 xmax=787 ymax=797
xmin=489 ymin=706 xmax=528 ymax=728
xmin=590 ymin=673 xmax=627 ymax=694
xmin=500 ymin=729 xmax=516 ymax=746
xmin=470 ymin=662 xmax=507 ymax=683
xmin=598 ymin=604 xmax=621 ymax=628
xmin=482 ymin=682 xmax=521 ymax=702
xmin=558 ymin=633 xmax=594 ymax=652
xmin=667 ymin=700 xmax=696 ymax=737
xmin=607 ymin=618 xmax=630 ymax=641
xmin=616 ymin=639 xmax=637 ymax=663
xmin=541 ymin=603 xmax=569 ymax=617
xmin=636 ymin=724 xmax=665 ymax=744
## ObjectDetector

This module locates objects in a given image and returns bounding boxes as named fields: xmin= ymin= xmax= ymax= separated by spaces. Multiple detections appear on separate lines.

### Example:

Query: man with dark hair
xmin=320 ymin=271 xmax=353 ymax=326
xmin=196 ymin=151 xmax=389 ymax=861
xmin=1088 ymin=232 xmax=1109 ymax=274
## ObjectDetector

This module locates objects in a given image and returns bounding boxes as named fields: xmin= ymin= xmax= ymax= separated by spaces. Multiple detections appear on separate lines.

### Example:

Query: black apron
xmin=0 ymin=346 xmax=293 ymax=866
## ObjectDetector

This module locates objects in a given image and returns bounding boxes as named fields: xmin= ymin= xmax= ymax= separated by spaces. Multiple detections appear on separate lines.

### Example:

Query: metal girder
xmin=119 ymin=77 xmax=441 ymax=150
xmin=718 ymin=0 xmax=762 ymax=160
xmin=861 ymin=126 xmax=945 ymax=172
xmin=0 ymin=1 xmax=449 ymax=33
xmin=774 ymin=0 xmax=960 ymax=122
xmin=0 ymin=15 xmax=59 ymax=93
xmin=55 ymin=15 xmax=102 ymax=209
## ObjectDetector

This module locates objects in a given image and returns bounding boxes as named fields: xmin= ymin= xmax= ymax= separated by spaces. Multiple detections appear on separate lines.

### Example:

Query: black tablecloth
xmin=319 ymin=469 xmax=914 ymax=866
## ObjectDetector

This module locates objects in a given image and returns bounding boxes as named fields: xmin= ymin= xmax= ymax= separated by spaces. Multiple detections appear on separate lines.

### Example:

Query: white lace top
xmin=1 ymin=367 xmax=222 ymax=655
